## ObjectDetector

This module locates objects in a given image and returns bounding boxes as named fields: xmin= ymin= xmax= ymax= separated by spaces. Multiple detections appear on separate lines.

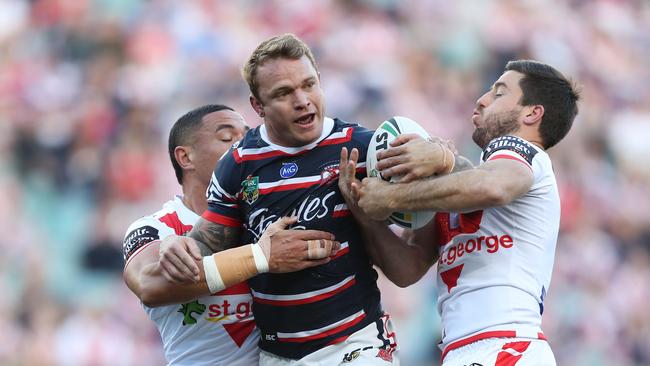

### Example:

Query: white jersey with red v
xmin=123 ymin=196 xmax=259 ymax=366
xmin=434 ymin=135 xmax=559 ymax=360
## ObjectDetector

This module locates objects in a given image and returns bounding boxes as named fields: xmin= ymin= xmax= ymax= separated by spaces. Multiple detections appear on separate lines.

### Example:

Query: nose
xmin=293 ymin=90 xmax=311 ymax=110
xmin=476 ymin=91 xmax=490 ymax=109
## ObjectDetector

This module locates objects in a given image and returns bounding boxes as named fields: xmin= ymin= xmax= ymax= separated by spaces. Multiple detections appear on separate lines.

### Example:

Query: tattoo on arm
xmin=189 ymin=218 xmax=242 ymax=254
xmin=452 ymin=155 xmax=474 ymax=173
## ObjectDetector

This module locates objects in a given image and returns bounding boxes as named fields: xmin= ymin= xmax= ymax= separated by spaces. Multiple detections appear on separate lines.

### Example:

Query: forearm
xmin=386 ymin=168 xmax=505 ymax=213
xmin=133 ymin=261 xmax=212 ymax=307
xmin=358 ymin=220 xmax=435 ymax=287
xmin=126 ymin=242 xmax=263 ymax=307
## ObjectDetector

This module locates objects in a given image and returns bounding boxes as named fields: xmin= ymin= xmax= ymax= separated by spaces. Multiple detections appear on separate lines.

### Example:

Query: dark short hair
xmin=168 ymin=104 xmax=234 ymax=184
xmin=506 ymin=60 xmax=580 ymax=149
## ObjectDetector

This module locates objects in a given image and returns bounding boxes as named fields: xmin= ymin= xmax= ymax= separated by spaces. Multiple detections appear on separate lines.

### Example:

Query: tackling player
xmin=349 ymin=60 xmax=580 ymax=365
xmin=123 ymin=104 xmax=339 ymax=366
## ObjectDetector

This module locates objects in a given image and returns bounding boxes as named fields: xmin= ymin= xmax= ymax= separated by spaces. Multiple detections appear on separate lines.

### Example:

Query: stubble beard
xmin=472 ymin=110 xmax=521 ymax=149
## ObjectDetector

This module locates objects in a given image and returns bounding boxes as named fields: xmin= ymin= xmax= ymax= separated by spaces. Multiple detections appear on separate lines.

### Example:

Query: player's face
xmin=194 ymin=110 xmax=248 ymax=186
xmin=252 ymin=56 xmax=324 ymax=147
xmin=471 ymin=71 xmax=525 ymax=149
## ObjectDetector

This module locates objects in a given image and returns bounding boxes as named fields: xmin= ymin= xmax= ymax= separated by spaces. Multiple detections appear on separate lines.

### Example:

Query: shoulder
xmin=123 ymin=215 xmax=166 ymax=262
xmin=331 ymin=117 xmax=374 ymax=145
xmin=481 ymin=135 xmax=540 ymax=167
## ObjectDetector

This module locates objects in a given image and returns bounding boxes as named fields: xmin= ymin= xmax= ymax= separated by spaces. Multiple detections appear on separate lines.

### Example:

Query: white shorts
xmin=259 ymin=314 xmax=399 ymax=366
xmin=442 ymin=337 xmax=555 ymax=366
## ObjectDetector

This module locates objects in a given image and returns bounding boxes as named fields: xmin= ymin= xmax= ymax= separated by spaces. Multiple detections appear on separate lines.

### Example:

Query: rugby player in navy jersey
xmin=155 ymin=33 xmax=470 ymax=365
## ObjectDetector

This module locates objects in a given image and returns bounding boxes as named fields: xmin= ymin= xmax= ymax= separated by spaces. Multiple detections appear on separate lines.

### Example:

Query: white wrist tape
xmin=251 ymin=243 xmax=269 ymax=273
xmin=202 ymin=256 xmax=225 ymax=294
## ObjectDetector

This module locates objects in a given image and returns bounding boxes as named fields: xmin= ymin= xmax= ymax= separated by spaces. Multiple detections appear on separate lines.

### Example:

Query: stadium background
xmin=1 ymin=0 xmax=649 ymax=365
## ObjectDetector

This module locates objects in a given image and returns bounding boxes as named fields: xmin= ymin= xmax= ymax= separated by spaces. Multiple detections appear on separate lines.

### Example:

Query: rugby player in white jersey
xmin=123 ymin=104 xmax=339 ymax=366
xmin=342 ymin=60 xmax=580 ymax=365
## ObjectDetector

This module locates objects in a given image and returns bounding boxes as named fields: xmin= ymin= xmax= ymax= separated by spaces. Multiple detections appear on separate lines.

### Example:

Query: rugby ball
xmin=366 ymin=116 xmax=436 ymax=229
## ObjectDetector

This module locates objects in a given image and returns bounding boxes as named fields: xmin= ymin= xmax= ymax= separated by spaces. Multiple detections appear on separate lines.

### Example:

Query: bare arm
xmin=358 ymin=158 xmax=534 ymax=220
xmin=339 ymin=147 xmax=438 ymax=287
xmin=124 ymin=240 xmax=215 ymax=307
xmin=126 ymin=218 xmax=340 ymax=306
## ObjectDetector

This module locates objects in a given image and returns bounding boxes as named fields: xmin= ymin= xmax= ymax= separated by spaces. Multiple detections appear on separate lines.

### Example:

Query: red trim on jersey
xmin=253 ymin=278 xmax=356 ymax=306
xmin=325 ymin=334 xmax=351 ymax=346
xmin=441 ymin=330 xmax=547 ymax=362
xmin=318 ymin=127 xmax=353 ymax=147
xmin=202 ymin=211 xmax=242 ymax=227
xmin=442 ymin=331 xmax=516 ymax=361
xmin=232 ymin=127 xmax=354 ymax=163
xmin=259 ymin=180 xmax=320 ymax=194
xmin=213 ymin=281 xmax=251 ymax=296
xmin=280 ymin=312 xmax=366 ymax=342
xmin=159 ymin=212 xmax=193 ymax=235
xmin=332 ymin=209 xmax=351 ymax=218
xmin=488 ymin=154 xmax=533 ymax=171
xmin=234 ymin=148 xmax=290 ymax=163
xmin=330 ymin=246 xmax=349 ymax=259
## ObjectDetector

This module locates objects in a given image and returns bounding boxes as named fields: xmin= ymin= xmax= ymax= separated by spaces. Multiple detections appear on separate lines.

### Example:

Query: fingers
xmin=294 ymin=230 xmax=336 ymax=241
xmin=351 ymin=181 xmax=361 ymax=200
xmin=376 ymin=145 xmax=404 ymax=161
xmin=376 ymin=155 xmax=406 ymax=172
xmin=380 ymin=164 xmax=411 ymax=180
xmin=340 ymin=147 xmax=349 ymax=168
xmin=389 ymin=133 xmax=421 ymax=147
xmin=185 ymin=238 xmax=203 ymax=261
xmin=159 ymin=259 xmax=189 ymax=284
xmin=161 ymin=249 xmax=200 ymax=283
xmin=307 ymin=239 xmax=339 ymax=259
xmin=272 ymin=216 xmax=298 ymax=230
xmin=349 ymin=148 xmax=359 ymax=164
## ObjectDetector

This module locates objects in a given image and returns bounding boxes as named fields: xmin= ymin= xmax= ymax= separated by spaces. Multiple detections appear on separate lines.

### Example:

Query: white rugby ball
xmin=366 ymin=116 xmax=436 ymax=229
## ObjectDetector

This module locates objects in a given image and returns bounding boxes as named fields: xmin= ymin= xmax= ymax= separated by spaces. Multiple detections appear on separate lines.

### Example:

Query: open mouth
xmin=294 ymin=113 xmax=315 ymax=126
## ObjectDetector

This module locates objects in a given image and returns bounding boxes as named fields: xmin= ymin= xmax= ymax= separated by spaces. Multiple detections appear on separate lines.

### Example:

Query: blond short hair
xmin=242 ymin=33 xmax=319 ymax=100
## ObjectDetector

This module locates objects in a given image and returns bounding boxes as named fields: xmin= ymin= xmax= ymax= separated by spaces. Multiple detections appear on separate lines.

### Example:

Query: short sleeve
xmin=481 ymin=135 xmax=539 ymax=169
xmin=203 ymin=147 xmax=244 ymax=227
xmin=123 ymin=217 xmax=164 ymax=262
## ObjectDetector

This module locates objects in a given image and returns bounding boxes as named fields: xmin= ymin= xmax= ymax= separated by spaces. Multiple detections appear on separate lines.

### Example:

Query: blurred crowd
xmin=1 ymin=0 xmax=649 ymax=365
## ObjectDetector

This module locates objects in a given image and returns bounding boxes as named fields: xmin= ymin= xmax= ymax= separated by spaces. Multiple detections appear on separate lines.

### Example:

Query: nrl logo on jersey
xmin=241 ymin=175 xmax=259 ymax=204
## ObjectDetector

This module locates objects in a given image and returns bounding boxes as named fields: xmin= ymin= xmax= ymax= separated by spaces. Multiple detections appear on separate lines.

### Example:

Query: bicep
xmin=479 ymin=159 xmax=534 ymax=202
xmin=123 ymin=241 xmax=159 ymax=293
xmin=189 ymin=218 xmax=242 ymax=253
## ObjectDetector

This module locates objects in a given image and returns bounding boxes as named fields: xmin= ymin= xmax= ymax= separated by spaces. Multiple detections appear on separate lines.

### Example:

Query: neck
xmin=512 ymin=131 xmax=545 ymax=150
xmin=180 ymin=179 xmax=208 ymax=215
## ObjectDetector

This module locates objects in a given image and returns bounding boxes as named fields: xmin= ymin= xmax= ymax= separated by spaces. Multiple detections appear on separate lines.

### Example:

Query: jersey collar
xmin=259 ymin=117 xmax=335 ymax=154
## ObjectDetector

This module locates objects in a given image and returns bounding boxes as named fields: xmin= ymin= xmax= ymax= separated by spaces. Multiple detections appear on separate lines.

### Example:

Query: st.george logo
xmin=280 ymin=162 xmax=298 ymax=178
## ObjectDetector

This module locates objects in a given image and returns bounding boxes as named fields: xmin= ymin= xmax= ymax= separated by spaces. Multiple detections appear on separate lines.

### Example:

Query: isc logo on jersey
xmin=366 ymin=116 xmax=435 ymax=229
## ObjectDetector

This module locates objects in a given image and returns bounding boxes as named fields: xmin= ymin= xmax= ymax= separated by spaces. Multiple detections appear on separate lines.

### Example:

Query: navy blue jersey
xmin=203 ymin=118 xmax=386 ymax=359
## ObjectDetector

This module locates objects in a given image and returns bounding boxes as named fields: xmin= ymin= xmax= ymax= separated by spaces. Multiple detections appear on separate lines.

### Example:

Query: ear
xmin=174 ymin=145 xmax=194 ymax=171
xmin=522 ymin=104 xmax=544 ymax=126
xmin=250 ymin=95 xmax=265 ymax=118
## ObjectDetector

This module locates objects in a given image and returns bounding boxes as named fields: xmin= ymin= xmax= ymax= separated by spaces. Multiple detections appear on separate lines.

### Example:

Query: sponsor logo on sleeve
xmin=482 ymin=135 xmax=537 ymax=164
xmin=123 ymin=225 xmax=159 ymax=260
